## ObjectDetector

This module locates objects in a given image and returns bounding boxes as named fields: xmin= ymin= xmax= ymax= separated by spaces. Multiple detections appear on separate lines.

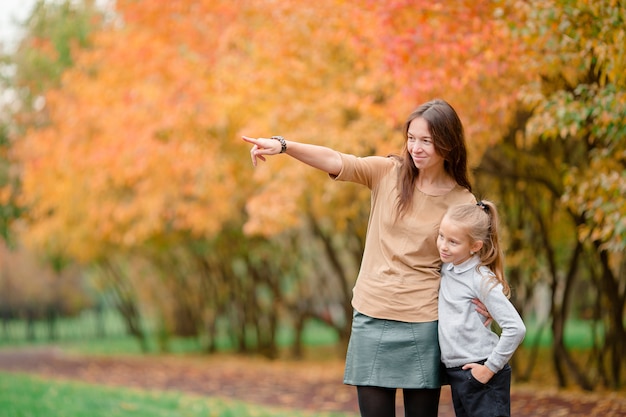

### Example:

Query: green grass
xmin=2 ymin=311 xmax=602 ymax=356
xmin=0 ymin=309 xmax=127 ymax=347
xmin=32 ymin=318 xmax=340 ymax=357
xmin=0 ymin=372 xmax=354 ymax=417
xmin=522 ymin=319 xmax=602 ymax=349
xmin=0 ymin=312 xmax=340 ymax=356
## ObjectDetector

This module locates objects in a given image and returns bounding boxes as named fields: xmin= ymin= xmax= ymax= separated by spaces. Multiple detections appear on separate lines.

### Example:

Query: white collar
xmin=444 ymin=255 xmax=480 ymax=274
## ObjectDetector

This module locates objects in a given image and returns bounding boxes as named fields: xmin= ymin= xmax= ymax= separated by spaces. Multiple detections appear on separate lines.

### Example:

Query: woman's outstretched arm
xmin=242 ymin=136 xmax=343 ymax=176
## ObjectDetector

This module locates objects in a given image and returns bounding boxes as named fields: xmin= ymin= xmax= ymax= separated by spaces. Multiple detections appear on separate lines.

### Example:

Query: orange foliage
xmin=14 ymin=0 xmax=530 ymax=254
xmin=239 ymin=0 xmax=531 ymax=235
xmin=365 ymin=0 xmax=533 ymax=158
xmin=16 ymin=0 xmax=245 ymax=260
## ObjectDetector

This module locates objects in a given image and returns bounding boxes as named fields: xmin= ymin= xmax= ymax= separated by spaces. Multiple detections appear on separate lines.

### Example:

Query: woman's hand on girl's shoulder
xmin=471 ymin=298 xmax=493 ymax=326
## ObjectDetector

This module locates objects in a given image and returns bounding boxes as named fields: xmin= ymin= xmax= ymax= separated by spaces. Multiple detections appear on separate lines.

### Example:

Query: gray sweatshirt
xmin=438 ymin=256 xmax=526 ymax=373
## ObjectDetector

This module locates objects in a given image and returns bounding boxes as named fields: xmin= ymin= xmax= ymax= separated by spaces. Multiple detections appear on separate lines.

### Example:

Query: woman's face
xmin=406 ymin=117 xmax=445 ymax=171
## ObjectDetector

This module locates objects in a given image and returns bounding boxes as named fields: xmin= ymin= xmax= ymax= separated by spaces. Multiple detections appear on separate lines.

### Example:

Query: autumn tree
xmin=473 ymin=0 xmax=626 ymax=390
xmin=522 ymin=0 xmax=625 ymax=390
xmin=0 ymin=0 xmax=103 ymax=333
xmin=0 ymin=240 xmax=88 ymax=342
xmin=1 ymin=0 xmax=100 ymax=244
xmin=8 ymin=0 xmax=623 ymax=386
xmin=9 ymin=0 xmax=537 ymax=356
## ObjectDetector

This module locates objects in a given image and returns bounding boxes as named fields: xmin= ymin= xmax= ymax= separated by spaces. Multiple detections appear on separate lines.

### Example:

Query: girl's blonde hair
xmin=444 ymin=200 xmax=511 ymax=297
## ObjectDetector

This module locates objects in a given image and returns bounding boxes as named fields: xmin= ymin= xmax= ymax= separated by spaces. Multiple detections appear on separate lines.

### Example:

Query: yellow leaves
xmin=566 ymin=167 xmax=626 ymax=252
xmin=18 ymin=0 xmax=608 ymax=258
xmin=243 ymin=182 xmax=303 ymax=236
xmin=518 ymin=0 xmax=625 ymax=95
xmin=14 ymin=2 xmax=243 ymax=260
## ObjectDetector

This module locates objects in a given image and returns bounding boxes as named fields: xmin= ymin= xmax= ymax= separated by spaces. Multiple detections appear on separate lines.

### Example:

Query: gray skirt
xmin=343 ymin=310 xmax=442 ymax=389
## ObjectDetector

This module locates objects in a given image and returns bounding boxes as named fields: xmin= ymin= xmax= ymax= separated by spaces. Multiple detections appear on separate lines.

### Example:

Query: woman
xmin=243 ymin=99 xmax=480 ymax=417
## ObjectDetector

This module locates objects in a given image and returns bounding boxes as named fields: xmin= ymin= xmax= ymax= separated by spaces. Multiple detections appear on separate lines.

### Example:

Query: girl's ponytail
xmin=476 ymin=200 xmax=510 ymax=297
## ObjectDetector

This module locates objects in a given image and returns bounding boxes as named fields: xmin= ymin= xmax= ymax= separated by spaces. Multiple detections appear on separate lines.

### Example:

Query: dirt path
xmin=0 ymin=347 xmax=624 ymax=416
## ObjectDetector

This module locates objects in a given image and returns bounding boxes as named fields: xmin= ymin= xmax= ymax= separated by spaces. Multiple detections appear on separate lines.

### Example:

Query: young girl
xmin=437 ymin=200 xmax=526 ymax=417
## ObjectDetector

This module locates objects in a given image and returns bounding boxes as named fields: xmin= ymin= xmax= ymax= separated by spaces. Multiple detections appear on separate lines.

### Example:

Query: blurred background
xmin=0 ymin=0 xmax=623 ymax=393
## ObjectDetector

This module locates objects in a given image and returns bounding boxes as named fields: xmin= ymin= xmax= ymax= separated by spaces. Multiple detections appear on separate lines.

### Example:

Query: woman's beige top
xmin=332 ymin=153 xmax=476 ymax=323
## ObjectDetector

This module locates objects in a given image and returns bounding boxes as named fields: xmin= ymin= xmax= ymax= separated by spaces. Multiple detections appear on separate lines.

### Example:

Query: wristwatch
xmin=271 ymin=136 xmax=287 ymax=153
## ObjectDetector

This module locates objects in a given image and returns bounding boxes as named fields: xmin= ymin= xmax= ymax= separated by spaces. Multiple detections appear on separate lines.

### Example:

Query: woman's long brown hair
xmin=394 ymin=99 xmax=472 ymax=218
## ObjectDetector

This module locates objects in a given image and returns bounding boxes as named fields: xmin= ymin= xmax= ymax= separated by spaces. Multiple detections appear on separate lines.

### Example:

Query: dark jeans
xmin=445 ymin=363 xmax=511 ymax=417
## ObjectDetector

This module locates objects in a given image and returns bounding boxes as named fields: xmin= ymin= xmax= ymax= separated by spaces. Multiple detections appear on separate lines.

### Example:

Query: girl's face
xmin=406 ymin=117 xmax=445 ymax=171
xmin=437 ymin=216 xmax=483 ymax=265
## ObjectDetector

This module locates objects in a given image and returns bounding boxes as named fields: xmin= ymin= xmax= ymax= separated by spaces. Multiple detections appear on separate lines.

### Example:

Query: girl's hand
xmin=462 ymin=363 xmax=495 ymax=384
xmin=472 ymin=298 xmax=493 ymax=327
xmin=242 ymin=136 xmax=282 ymax=167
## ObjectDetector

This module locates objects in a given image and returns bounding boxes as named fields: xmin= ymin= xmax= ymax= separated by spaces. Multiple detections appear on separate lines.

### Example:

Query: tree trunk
xmin=101 ymin=259 xmax=148 ymax=352
xmin=554 ymin=241 xmax=593 ymax=390
xmin=518 ymin=321 xmax=547 ymax=382
xmin=597 ymin=248 xmax=626 ymax=389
